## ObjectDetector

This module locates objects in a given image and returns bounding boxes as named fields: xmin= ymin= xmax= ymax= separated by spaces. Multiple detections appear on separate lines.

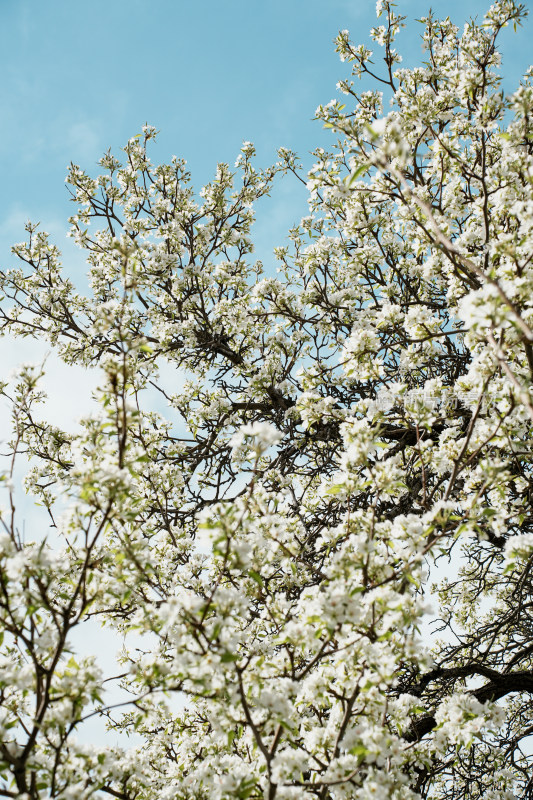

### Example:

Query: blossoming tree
xmin=1 ymin=1 xmax=533 ymax=797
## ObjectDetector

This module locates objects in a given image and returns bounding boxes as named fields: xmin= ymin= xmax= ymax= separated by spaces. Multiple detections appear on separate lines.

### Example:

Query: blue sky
xmin=0 ymin=0 xmax=531 ymax=275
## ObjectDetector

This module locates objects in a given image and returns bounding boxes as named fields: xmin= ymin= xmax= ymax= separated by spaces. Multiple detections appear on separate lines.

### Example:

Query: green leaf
xmin=248 ymin=569 xmax=263 ymax=587
xmin=349 ymin=744 xmax=370 ymax=757
xmin=220 ymin=652 xmax=240 ymax=663
xmin=347 ymin=164 xmax=370 ymax=185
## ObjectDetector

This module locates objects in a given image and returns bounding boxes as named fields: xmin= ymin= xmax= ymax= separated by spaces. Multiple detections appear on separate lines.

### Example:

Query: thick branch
xmin=405 ymin=668 xmax=533 ymax=742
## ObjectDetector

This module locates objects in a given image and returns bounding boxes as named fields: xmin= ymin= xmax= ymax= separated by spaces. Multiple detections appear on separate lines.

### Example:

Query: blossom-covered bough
xmin=1 ymin=1 xmax=533 ymax=797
